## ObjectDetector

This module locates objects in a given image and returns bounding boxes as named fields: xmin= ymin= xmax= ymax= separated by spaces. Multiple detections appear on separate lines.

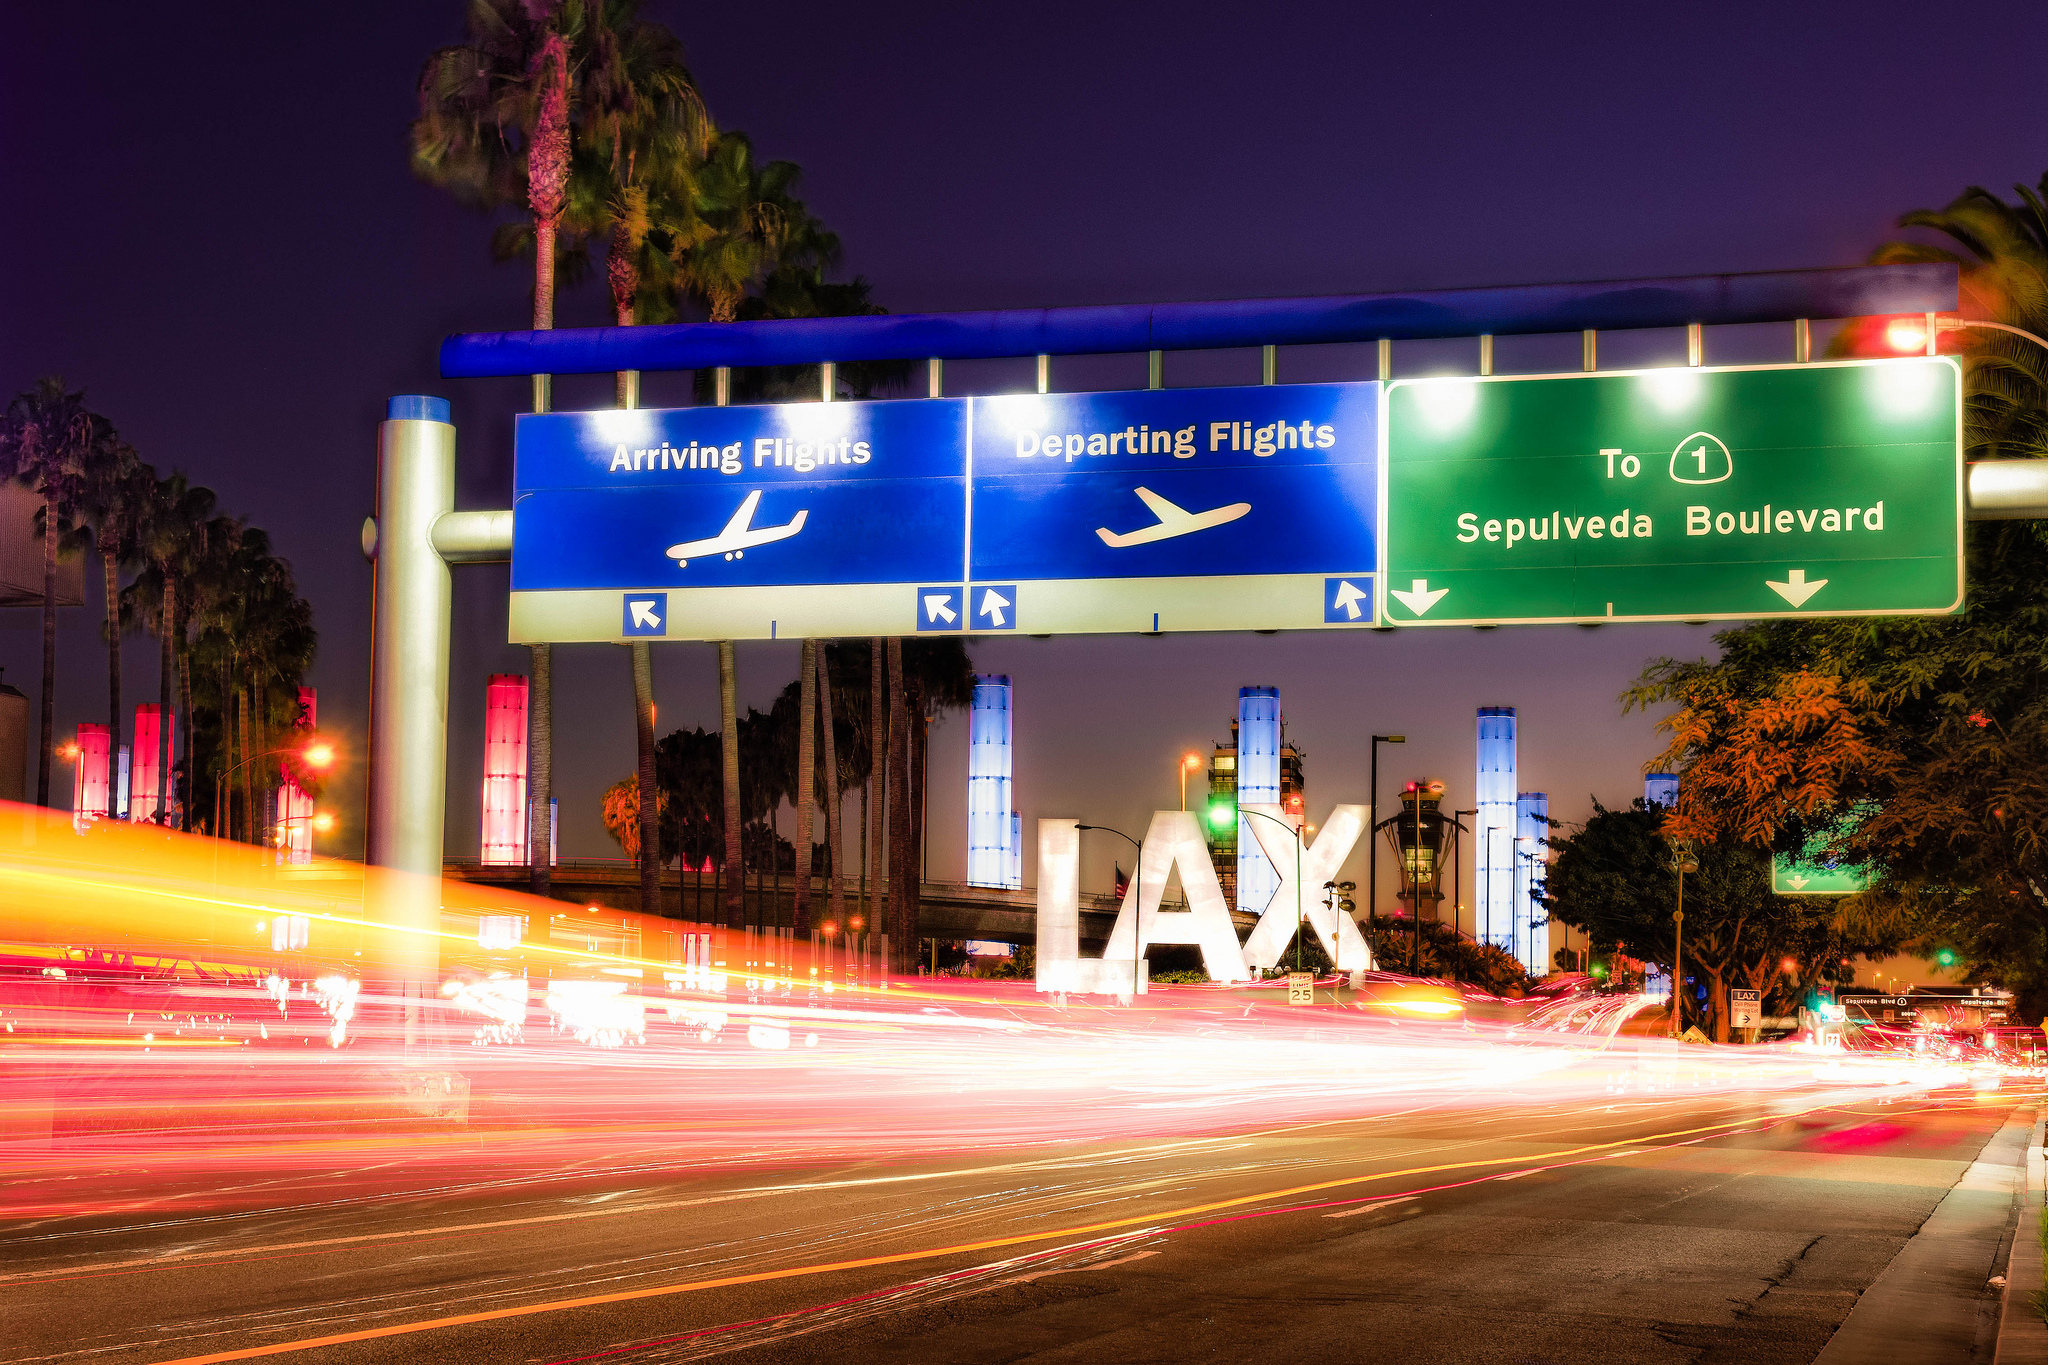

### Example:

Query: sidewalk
xmin=1996 ymin=1111 xmax=2048 ymax=1365
xmin=1815 ymin=1101 xmax=2034 ymax=1365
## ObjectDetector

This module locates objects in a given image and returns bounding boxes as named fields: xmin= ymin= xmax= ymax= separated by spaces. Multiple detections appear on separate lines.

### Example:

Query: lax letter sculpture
xmin=1237 ymin=803 xmax=1375 ymax=973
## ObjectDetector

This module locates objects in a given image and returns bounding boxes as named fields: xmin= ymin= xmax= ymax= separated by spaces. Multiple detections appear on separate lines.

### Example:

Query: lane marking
xmin=145 ymin=1103 xmax=1862 ymax=1364
xmin=1324 ymin=1197 xmax=1415 ymax=1219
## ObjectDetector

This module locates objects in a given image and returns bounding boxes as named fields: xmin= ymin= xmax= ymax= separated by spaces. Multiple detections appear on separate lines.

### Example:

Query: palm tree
xmin=670 ymin=130 xmax=795 ymax=324
xmin=414 ymin=0 xmax=584 ymax=895
xmin=179 ymin=522 xmax=314 ymax=842
xmin=791 ymin=639 xmax=818 ymax=936
xmin=1840 ymin=175 xmax=2048 ymax=460
xmin=132 ymin=476 xmax=216 ymax=826
xmin=629 ymin=642 xmax=658 ymax=914
xmin=885 ymin=637 xmax=911 ymax=970
xmin=78 ymin=442 xmax=154 ymax=816
xmin=580 ymin=30 xmax=705 ymax=917
xmin=0 ymin=379 xmax=112 ymax=806
xmin=718 ymin=642 xmax=744 ymax=929
xmin=815 ymin=640 xmax=845 ymax=930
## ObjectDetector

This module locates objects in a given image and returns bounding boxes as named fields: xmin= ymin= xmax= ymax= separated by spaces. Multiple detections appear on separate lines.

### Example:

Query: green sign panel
xmin=1772 ymin=853 xmax=1870 ymax=896
xmin=1773 ymin=805 xmax=1874 ymax=895
xmin=1379 ymin=358 xmax=1962 ymax=626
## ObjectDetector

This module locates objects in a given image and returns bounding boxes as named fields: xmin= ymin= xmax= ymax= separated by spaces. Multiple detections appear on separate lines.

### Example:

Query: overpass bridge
xmin=444 ymin=860 xmax=1258 ymax=952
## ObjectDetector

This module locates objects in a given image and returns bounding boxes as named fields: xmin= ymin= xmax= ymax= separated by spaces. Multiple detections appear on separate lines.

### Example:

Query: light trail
xmin=131 ymin=1091 xmax=2020 ymax=1365
xmin=7 ymin=800 xmax=2034 ymax=1365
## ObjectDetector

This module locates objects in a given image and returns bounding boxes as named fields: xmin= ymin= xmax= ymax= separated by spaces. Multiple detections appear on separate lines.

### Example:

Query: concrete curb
xmin=1995 ymin=1111 xmax=2048 ymax=1365
xmin=1815 ymin=1101 xmax=2033 ymax=1365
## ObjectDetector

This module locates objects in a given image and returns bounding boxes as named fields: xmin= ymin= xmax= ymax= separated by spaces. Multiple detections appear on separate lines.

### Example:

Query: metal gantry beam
xmin=440 ymin=264 xmax=1956 ymax=377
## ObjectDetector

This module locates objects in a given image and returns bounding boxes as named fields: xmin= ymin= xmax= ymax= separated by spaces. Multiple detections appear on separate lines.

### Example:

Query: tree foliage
xmin=1605 ymin=174 xmax=2048 ymax=1016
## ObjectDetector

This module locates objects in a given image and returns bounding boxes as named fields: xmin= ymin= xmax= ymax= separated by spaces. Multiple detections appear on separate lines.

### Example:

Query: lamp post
xmin=1078 ymin=823 xmax=1143 ymax=1002
xmin=1241 ymin=806 xmax=1306 ymax=974
xmin=1481 ymin=825 xmax=1500 ymax=948
xmin=1452 ymin=809 xmax=1473 ymax=943
xmin=1670 ymin=840 xmax=1698 ymax=1038
xmin=1368 ymin=735 xmax=1405 ymax=935
xmin=1179 ymin=753 xmax=1201 ymax=812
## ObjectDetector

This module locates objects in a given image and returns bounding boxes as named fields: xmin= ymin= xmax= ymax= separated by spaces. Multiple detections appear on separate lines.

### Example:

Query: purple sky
xmin=4 ymin=0 xmax=2044 ymax=908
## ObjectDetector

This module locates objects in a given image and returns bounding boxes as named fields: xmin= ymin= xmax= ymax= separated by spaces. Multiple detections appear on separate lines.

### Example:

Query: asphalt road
xmin=1 ymin=1079 xmax=2028 ymax=1365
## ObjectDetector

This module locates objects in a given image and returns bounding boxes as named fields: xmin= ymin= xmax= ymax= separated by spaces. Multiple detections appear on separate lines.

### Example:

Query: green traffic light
xmin=1936 ymin=948 xmax=1957 ymax=966
xmin=1207 ymin=800 xmax=1234 ymax=830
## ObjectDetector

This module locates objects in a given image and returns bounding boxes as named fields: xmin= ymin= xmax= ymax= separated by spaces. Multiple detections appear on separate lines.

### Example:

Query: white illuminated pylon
xmin=1237 ymin=803 xmax=1374 ymax=972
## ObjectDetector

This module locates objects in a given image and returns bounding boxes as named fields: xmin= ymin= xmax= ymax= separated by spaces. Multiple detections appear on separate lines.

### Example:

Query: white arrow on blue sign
xmin=1323 ymin=576 xmax=1375 ymax=623
xmin=915 ymin=585 xmax=962 ymax=632
xmin=972 ymin=585 xmax=1017 ymax=631
xmin=622 ymin=594 xmax=667 ymax=637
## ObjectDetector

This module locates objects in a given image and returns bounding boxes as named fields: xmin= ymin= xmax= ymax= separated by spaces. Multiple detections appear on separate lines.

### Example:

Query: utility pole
xmin=1369 ymin=735 xmax=1405 ymax=937
xmin=1670 ymin=840 xmax=1697 ymax=1038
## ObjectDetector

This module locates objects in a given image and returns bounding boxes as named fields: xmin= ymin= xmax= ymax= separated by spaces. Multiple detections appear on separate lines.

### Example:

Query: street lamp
xmin=1451 ymin=809 xmax=1474 ymax=943
xmin=1368 ymin=735 xmax=1405 ymax=934
xmin=1890 ymin=314 xmax=2048 ymax=357
xmin=1078 ymin=823 xmax=1143 ymax=1002
xmin=1670 ymin=840 xmax=1698 ymax=1038
xmin=1179 ymin=752 xmax=1202 ymax=812
xmin=217 ymin=741 xmax=336 ymax=841
xmin=1241 ymin=806 xmax=1307 ymax=974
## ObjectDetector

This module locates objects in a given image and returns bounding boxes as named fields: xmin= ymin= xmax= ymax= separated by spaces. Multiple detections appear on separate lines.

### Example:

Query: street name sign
xmin=510 ymin=382 xmax=1380 ymax=642
xmin=1378 ymin=358 xmax=1963 ymax=627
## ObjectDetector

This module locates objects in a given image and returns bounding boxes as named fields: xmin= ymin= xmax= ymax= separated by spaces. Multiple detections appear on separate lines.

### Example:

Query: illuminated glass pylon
xmin=72 ymin=723 xmax=111 ymax=830
xmin=481 ymin=674 xmax=529 ymax=865
xmin=1475 ymin=707 xmax=1516 ymax=952
xmin=129 ymin=704 xmax=174 ymax=824
xmin=1236 ymin=687 xmax=1281 ymax=915
xmin=967 ymin=674 xmax=1018 ymax=888
xmin=1515 ymin=791 xmax=1549 ymax=975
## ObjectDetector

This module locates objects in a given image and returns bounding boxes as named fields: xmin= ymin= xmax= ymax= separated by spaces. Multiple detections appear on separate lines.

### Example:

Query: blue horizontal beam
xmin=440 ymin=263 xmax=1956 ymax=379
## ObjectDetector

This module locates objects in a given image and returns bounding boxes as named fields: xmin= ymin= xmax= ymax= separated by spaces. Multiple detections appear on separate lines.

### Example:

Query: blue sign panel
xmin=967 ymin=385 xmax=1378 ymax=583
xmin=513 ymin=401 xmax=968 ymax=591
xmin=509 ymin=382 xmax=1384 ymax=641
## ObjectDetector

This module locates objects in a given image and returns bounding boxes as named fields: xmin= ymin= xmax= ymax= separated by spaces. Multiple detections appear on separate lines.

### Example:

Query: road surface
xmin=2 ymin=1075 xmax=2026 ymax=1364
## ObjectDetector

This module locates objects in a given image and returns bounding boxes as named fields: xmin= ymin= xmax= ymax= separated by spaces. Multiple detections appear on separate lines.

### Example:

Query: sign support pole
xmin=366 ymin=398 xmax=455 ymax=1047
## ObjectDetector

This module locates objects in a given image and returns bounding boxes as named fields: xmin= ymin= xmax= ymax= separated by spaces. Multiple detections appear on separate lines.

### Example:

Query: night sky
xmin=5 ymin=1 xmax=2045 ymax=908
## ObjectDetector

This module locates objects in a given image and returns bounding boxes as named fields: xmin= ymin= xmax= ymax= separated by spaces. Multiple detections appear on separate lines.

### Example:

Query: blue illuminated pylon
xmin=1475 ymin=707 xmax=1516 ymax=954
xmin=967 ymin=675 xmax=1019 ymax=889
xmin=1515 ymin=792 xmax=1549 ymax=976
xmin=1236 ymin=687 xmax=1281 ymax=915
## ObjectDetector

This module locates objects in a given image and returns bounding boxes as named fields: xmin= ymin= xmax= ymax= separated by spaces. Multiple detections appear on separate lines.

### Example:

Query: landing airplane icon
xmin=667 ymin=490 xmax=808 ymax=567
xmin=1095 ymin=487 xmax=1251 ymax=548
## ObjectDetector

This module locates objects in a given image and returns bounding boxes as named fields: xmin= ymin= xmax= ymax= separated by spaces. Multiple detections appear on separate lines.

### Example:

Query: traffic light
xmin=1936 ymin=947 xmax=1957 ymax=967
xmin=1207 ymin=795 xmax=1235 ymax=830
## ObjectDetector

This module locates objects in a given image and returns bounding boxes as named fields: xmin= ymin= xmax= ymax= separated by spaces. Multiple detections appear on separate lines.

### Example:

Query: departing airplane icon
xmin=666 ymin=490 xmax=808 ymax=567
xmin=1095 ymin=487 xmax=1251 ymax=548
